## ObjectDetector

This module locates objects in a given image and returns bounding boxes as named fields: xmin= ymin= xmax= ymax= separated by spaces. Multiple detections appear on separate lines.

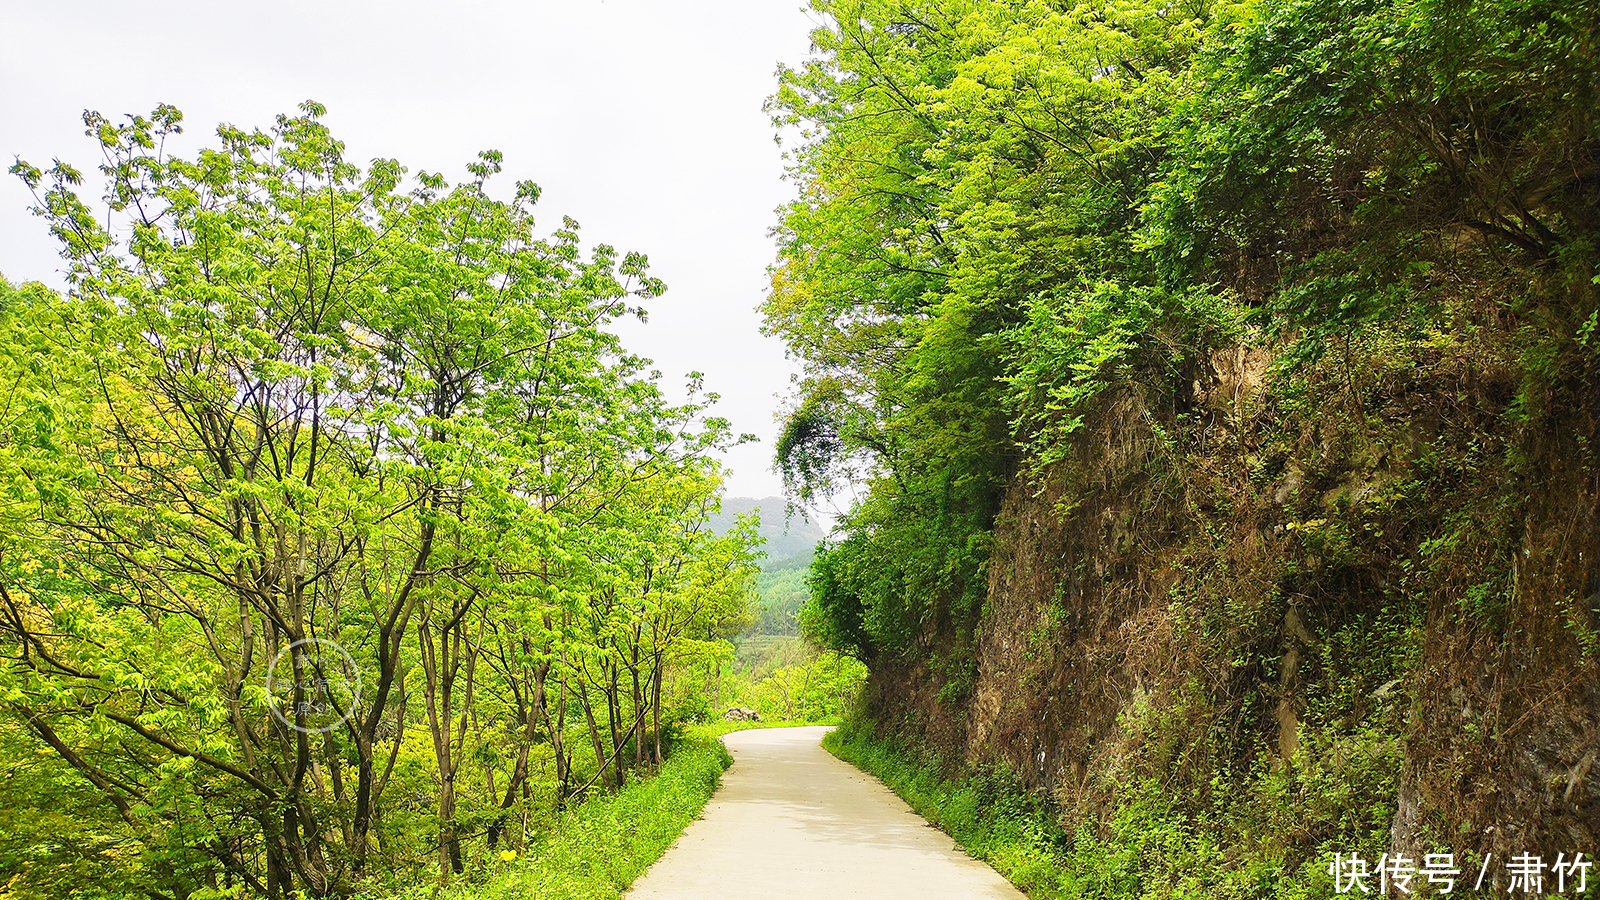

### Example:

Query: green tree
xmin=0 ymin=103 xmax=739 ymax=898
xmin=767 ymin=0 xmax=1219 ymax=662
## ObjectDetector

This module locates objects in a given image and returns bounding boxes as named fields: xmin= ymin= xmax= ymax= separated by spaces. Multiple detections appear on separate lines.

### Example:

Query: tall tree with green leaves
xmin=0 ymin=103 xmax=745 ymax=898
xmin=767 ymin=0 xmax=1220 ymax=663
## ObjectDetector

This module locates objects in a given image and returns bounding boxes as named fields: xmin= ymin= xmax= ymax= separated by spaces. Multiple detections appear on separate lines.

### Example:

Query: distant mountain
xmin=708 ymin=496 xmax=825 ymax=566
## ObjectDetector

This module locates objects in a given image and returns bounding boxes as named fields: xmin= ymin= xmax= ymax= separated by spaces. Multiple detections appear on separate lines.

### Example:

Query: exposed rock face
xmin=723 ymin=707 xmax=762 ymax=722
xmin=865 ymin=338 xmax=1600 ymax=876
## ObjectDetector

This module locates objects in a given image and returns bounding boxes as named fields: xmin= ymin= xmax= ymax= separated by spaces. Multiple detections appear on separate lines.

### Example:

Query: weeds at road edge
xmin=376 ymin=731 xmax=732 ymax=900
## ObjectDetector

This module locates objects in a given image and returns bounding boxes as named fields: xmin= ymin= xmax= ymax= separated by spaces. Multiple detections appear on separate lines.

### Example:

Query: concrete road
xmin=625 ymin=726 xmax=1025 ymax=899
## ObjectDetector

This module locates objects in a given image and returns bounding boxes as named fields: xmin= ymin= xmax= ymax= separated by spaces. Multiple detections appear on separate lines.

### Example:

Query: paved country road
xmin=625 ymin=726 xmax=1025 ymax=899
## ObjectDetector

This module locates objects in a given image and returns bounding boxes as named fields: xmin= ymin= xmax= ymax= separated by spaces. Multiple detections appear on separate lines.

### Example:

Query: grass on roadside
xmin=823 ymin=720 xmax=1075 ymax=898
xmin=380 ymin=731 xmax=732 ymax=900
xmin=823 ymin=720 xmax=1383 ymax=900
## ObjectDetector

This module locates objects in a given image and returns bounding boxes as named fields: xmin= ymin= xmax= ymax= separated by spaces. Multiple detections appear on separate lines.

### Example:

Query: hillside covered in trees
xmin=771 ymin=0 xmax=1599 ymax=895
xmin=707 ymin=496 xmax=824 ymax=565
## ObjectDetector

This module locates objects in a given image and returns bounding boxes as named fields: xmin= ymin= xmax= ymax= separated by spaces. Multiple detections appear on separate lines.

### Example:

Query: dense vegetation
xmin=383 ymin=730 xmax=734 ymax=900
xmin=3 ymin=0 xmax=1596 ymax=895
xmin=773 ymin=0 xmax=1598 ymax=669
xmin=712 ymin=509 xmax=866 ymax=724
xmin=0 ymin=106 xmax=764 ymax=900
xmin=773 ymin=0 xmax=1598 ymax=894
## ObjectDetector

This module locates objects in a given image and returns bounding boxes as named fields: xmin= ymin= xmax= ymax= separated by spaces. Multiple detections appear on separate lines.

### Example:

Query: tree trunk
xmin=578 ymin=681 xmax=609 ymax=790
xmin=651 ymin=657 xmax=664 ymax=765
xmin=631 ymin=648 xmax=643 ymax=769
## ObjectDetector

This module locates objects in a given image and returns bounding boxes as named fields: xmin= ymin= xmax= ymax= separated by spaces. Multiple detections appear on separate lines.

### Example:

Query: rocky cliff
xmin=862 ymin=328 xmax=1600 ymax=890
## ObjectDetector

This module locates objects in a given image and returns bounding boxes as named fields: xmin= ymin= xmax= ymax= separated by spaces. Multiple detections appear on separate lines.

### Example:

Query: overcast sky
xmin=0 ymin=0 xmax=826 ymax=508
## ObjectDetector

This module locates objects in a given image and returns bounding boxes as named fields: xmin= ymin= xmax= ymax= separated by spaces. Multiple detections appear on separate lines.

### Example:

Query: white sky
xmin=0 ymin=0 xmax=823 ymax=505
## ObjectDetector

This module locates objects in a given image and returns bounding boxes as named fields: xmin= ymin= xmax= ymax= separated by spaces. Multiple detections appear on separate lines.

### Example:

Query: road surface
xmin=625 ymin=726 xmax=1025 ymax=899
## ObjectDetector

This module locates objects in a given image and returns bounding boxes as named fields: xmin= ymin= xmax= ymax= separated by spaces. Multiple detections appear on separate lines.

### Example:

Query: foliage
xmin=826 ymin=712 xmax=1405 ymax=900
xmin=696 ymin=635 xmax=865 ymax=725
xmin=745 ymin=650 xmax=866 ymax=722
xmin=777 ymin=0 xmax=1598 ymax=896
xmin=0 ymin=106 xmax=757 ymax=899
xmin=748 ymin=567 xmax=809 ymax=635
xmin=770 ymin=0 xmax=1599 ymax=656
xmin=767 ymin=0 xmax=1230 ymax=662
xmin=373 ymin=731 xmax=732 ymax=900
xmin=1150 ymin=0 xmax=1600 ymax=335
